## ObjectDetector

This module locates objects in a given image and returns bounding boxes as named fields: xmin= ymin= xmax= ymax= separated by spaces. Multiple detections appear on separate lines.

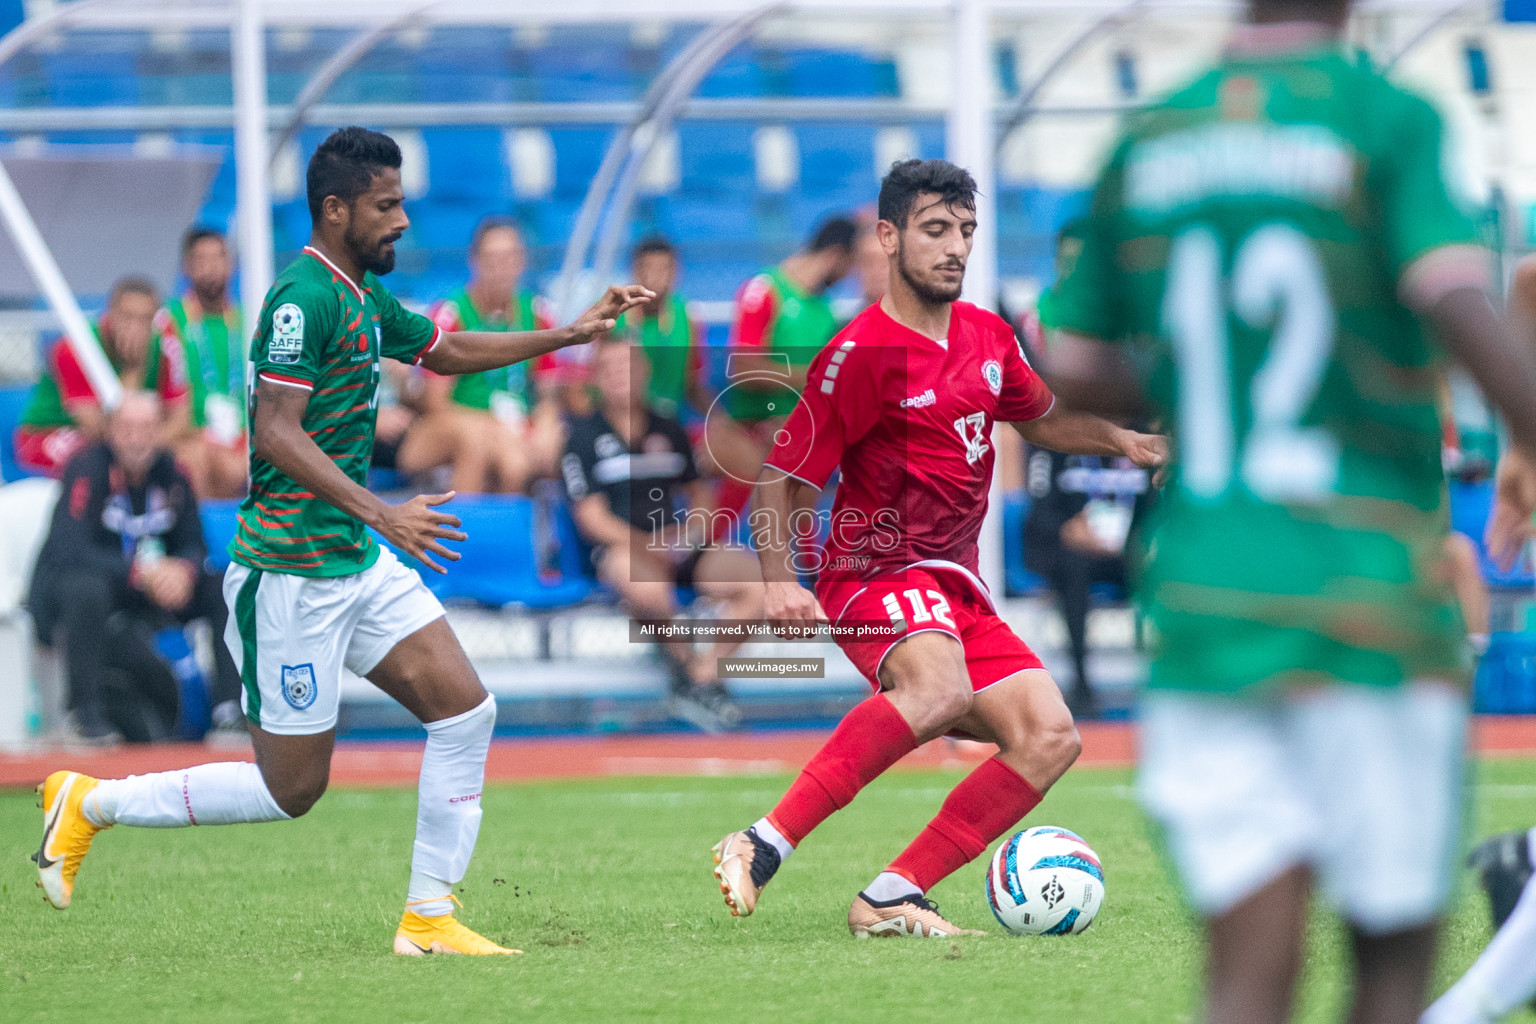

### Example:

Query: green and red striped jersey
xmin=231 ymin=246 xmax=441 ymax=577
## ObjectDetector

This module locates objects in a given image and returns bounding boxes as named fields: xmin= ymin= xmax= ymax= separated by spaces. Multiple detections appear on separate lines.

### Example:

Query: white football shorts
xmin=1138 ymin=682 xmax=1469 ymax=936
xmin=222 ymin=547 xmax=446 ymax=735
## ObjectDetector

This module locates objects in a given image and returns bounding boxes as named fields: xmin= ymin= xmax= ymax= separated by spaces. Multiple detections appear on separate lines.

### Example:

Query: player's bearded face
xmin=347 ymin=212 xmax=398 ymax=276
xmin=345 ymin=170 xmax=409 ymax=276
xmin=894 ymin=198 xmax=974 ymax=305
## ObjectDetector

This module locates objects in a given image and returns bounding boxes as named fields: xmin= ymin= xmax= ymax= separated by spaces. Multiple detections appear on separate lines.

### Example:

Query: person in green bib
xmin=615 ymin=236 xmax=710 ymax=422
xmin=707 ymin=216 xmax=856 ymax=502
xmin=396 ymin=217 xmax=561 ymax=494
xmin=155 ymin=226 xmax=248 ymax=499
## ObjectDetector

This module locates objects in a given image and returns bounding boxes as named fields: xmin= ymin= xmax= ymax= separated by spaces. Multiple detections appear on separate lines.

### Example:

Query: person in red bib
xmin=15 ymin=277 xmax=189 ymax=477
xmin=711 ymin=159 xmax=1165 ymax=938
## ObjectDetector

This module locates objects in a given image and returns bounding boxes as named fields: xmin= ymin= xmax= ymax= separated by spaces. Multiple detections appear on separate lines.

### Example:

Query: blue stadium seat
xmin=669 ymin=196 xmax=757 ymax=242
xmin=781 ymin=50 xmax=898 ymax=98
xmin=272 ymin=201 xmax=313 ymax=253
xmin=0 ymin=386 xmax=35 ymax=483
xmin=325 ymin=71 xmax=417 ymax=105
xmin=698 ymin=54 xmax=766 ymax=98
xmin=677 ymin=122 xmax=757 ymax=198
xmin=423 ymin=128 xmax=509 ymax=202
xmin=1475 ymin=632 xmax=1536 ymax=713
xmin=45 ymin=54 xmax=138 ymax=106
xmin=549 ymin=127 xmax=614 ymax=199
xmin=407 ymin=495 xmax=594 ymax=609
xmin=794 ymin=124 xmax=877 ymax=194
xmin=406 ymin=199 xmax=488 ymax=252
xmin=199 ymin=499 xmax=241 ymax=572
xmin=1001 ymin=488 xmax=1045 ymax=596
xmin=530 ymin=44 xmax=636 ymax=102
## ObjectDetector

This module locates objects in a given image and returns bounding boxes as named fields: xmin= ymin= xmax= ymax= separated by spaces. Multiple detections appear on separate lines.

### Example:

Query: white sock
xmin=84 ymin=762 xmax=289 ymax=828
xmin=1424 ymin=828 xmax=1536 ymax=1024
xmin=864 ymin=871 xmax=922 ymax=902
xmin=751 ymin=817 xmax=795 ymax=862
xmin=407 ymin=694 xmax=496 ymax=918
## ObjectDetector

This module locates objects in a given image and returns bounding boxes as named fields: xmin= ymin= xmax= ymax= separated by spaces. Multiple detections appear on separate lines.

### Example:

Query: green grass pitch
xmin=2 ymin=759 xmax=1535 ymax=1023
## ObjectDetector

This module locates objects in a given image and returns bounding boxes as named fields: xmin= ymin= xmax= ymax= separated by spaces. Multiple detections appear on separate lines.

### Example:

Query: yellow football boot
xmin=393 ymin=898 xmax=522 ymax=956
xmin=32 ymin=770 xmax=108 ymax=909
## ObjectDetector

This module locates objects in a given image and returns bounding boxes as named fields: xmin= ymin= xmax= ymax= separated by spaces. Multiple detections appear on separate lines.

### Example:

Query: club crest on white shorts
xmin=281 ymin=663 xmax=318 ymax=711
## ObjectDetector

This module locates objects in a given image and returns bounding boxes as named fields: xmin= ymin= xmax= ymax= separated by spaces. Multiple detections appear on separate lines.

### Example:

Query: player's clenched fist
xmin=378 ymin=490 xmax=468 ymax=575
xmin=562 ymin=285 xmax=655 ymax=347
xmin=765 ymin=580 xmax=828 ymax=639
xmin=1118 ymin=430 xmax=1168 ymax=470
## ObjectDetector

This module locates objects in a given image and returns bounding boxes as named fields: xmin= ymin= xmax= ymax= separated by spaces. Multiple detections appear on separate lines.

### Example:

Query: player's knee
xmin=893 ymin=671 xmax=972 ymax=724
xmin=264 ymin=772 xmax=328 ymax=818
xmin=1041 ymin=714 xmax=1083 ymax=772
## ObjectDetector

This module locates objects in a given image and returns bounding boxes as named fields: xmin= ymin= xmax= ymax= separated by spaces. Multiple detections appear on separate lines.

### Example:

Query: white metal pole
xmin=0 ymin=158 xmax=121 ymax=410
xmin=948 ymin=0 xmax=1005 ymax=597
xmin=233 ymin=0 xmax=274 ymax=327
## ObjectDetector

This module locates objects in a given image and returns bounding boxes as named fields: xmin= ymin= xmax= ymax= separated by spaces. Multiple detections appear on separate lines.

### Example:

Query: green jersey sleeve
xmin=371 ymin=278 xmax=443 ymax=365
xmin=1038 ymin=144 xmax=1129 ymax=342
xmin=252 ymin=280 xmax=337 ymax=389
xmin=1377 ymin=92 xmax=1482 ymax=280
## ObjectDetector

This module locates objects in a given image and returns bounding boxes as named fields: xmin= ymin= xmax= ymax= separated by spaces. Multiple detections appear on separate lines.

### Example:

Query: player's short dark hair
xmin=877 ymin=159 xmax=978 ymax=229
xmin=806 ymin=216 xmax=858 ymax=254
xmin=632 ymin=235 xmax=676 ymax=261
xmin=469 ymin=215 xmax=523 ymax=255
xmin=109 ymin=275 xmax=159 ymax=305
xmin=181 ymin=225 xmax=226 ymax=257
xmin=306 ymin=126 xmax=402 ymax=223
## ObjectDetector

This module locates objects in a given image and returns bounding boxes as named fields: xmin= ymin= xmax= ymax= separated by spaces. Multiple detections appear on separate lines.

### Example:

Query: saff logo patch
xmin=280 ymin=663 xmax=318 ymax=710
xmin=982 ymin=360 xmax=1003 ymax=396
xmin=269 ymin=303 xmax=305 ymax=365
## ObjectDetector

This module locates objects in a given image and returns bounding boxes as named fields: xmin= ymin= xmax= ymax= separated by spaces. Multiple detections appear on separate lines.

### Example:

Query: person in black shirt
xmin=1022 ymin=445 xmax=1154 ymax=719
xmin=561 ymin=337 xmax=765 ymax=731
xmin=29 ymin=391 xmax=241 ymax=743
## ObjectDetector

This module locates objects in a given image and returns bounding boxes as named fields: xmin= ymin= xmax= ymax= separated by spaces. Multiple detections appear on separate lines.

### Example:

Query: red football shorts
xmin=822 ymin=567 xmax=1045 ymax=693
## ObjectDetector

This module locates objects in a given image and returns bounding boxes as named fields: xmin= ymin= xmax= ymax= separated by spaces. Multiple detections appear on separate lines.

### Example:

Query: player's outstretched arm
xmin=1039 ymin=331 xmax=1149 ymax=418
xmin=1011 ymin=402 xmax=1167 ymax=470
xmin=251 ymin=378 xmax=467 ymax=573
xmin=420 ymin=285 xmax=653 ymax=376
xmin=749 ymin=467 xmax=828 ymax=637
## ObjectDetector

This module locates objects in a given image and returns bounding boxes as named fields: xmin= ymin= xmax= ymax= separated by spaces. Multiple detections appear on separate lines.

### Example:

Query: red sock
xmin=765 ymin=694 xmax=917 ymax=845
xmin=888 ymin=757 xmax=1042 ymax=892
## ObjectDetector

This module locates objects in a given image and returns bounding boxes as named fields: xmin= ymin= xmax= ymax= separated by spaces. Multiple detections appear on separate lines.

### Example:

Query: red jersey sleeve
xmin=51 ymin=340 xmax=98 ymax=405
xmin=763 ymin=336 xmax=881 ymax=490
xmin=995 ymin=329 xmax=1054 ymax=423
xmin=732 ymin=274 xmax=777 ymax=350
xmin=157 ymin=347 xmax=188 ymax=405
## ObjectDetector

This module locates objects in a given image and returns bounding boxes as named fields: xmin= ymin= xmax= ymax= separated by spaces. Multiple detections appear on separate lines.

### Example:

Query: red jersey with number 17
xmin=763 ymin=300 xmax=1054 ymax=603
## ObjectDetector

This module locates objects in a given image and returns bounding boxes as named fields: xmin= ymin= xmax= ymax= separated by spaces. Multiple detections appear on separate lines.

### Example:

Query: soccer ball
xmin=985 ymin=826 xmax=1104 ymax=935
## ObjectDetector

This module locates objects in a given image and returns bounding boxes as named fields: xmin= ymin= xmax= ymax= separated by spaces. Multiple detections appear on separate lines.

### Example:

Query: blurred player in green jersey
xmin=31 ymin=127 xmax=650 ymax=956
xmin=1040 ymin=1 xmax=1536 ymax=1021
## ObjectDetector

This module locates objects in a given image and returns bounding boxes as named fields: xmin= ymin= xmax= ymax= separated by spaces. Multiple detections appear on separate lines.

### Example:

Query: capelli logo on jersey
xmin=900 ymin=389 xmax=936 ymax=409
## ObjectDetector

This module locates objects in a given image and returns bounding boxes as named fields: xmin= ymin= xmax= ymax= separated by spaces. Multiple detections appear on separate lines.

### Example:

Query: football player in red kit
xmin=713 ymin=159 xmax=1165 ymax=937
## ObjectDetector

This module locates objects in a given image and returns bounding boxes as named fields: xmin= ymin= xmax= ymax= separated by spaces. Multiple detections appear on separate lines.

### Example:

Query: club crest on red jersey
xmin=982 ymin=359 xmax=1003 ymax=396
